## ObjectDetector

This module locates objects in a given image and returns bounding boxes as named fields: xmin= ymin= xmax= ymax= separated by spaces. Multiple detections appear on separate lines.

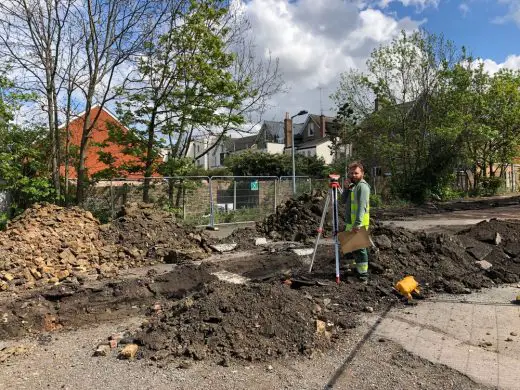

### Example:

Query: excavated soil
xmin=0 ymin=264 xmax=215 ymax=340
xmin=256 ymin=190 xmax=339 ymax=243
xmin=0 ymin=203 xmax=214 ymax=292
xmin=121 ymin=215 xmax=520 ymax=365
xmin=100 ymin=202 xmax=213 ymax=261
xmin=2 ymin=196 xmax=520 ymax=368
xmin=133 ymin=281 xmax=344 ymax=365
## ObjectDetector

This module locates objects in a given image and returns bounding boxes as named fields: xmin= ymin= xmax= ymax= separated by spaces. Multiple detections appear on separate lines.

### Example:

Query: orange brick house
xmin=62 ymin=105 xmax=147 ymax=179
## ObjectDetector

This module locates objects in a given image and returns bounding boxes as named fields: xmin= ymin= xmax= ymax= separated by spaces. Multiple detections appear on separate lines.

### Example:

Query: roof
xmin=300 ymin=114 xmax=339 ymax=135
xmin=231 ymin=134 xmax=258 ymax=151
xmin=261 ymin=120 xmax=304 ymax=143
xmin=297 ymin=136 xmax=330 ymax=149
xmin=58 ymin=104 xmax=123 ymax=130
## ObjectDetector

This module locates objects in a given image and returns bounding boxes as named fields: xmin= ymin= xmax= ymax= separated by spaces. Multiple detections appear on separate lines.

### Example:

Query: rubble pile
xmin=100 ymin=202 xmax=213 ymax=262
xmin=367 ymin=220 xmax=520 ymax=293
xmin=0 ymin=203 xmax=215 ymax=291
xmin=0 ymin=204 xmax=143 ymax=291
xmin=132 ymin=281 xmax=345 ymax=365
xmin=256 ymin=191 xmax=336 ymax=242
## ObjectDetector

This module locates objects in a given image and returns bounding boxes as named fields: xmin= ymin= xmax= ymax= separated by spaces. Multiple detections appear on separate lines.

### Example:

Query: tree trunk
xmin=76 ymin=104 xmax=92 ymax=205
xmin=46 ymin=89 xmax=61 ymax=198
xmin=142 ymin=109 xmax=157 ymax=203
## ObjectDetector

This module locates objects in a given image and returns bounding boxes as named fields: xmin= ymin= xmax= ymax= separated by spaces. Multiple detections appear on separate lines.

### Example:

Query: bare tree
xmin=72 ymin=0 xmax=171 ymax=204
xmin=0 ymin=0 xmax=75 ymax=198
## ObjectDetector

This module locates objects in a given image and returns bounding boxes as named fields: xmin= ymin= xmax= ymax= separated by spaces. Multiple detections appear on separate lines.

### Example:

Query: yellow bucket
xmin=395 ymin=276 xmax=420 ymax=300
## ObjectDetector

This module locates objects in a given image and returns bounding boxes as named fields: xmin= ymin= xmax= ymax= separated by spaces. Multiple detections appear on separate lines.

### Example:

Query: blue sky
xmin=386 ymin=0 xmax=519 ymax=62
xmin=239 ymin=0 xmax=520 ymax=120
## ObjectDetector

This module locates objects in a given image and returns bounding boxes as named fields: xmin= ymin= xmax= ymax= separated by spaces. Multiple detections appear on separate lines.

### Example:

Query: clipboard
xmin=337 ymin=228 xmax=371 ymax=254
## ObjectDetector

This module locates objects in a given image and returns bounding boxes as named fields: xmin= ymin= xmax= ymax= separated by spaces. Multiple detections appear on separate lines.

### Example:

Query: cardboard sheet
xmin=337 ymin=228 xmax=371 ymax=254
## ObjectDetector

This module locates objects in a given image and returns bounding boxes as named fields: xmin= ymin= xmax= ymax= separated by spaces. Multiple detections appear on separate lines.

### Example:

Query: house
xmin=218 ymin=120 xmax=304 ymax=159
xmin=185 ymin=136 xmax=227 ymax=169
xmin=62 ymin=105 xmax=147 ymax=179
xmin=283 ymin=113 xmax=351 ymax=164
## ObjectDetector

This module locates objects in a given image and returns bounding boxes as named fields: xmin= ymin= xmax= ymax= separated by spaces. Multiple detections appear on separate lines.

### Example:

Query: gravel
xmin=0 ymin=317 xmax=487 ymax=390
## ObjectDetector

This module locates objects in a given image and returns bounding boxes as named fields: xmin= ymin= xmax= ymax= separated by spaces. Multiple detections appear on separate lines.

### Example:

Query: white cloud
xmin=493 ymin=0 xmax=520 ymax=27
xmin=377 ymin=0 xmax=439 ymax=10
xmin=479 ymin=55 xmax=520 ymax=74
xmin=240 ymin=0 xmax=423 ymax=120
xmin=459 ymin=3 xmax=470 ymax=17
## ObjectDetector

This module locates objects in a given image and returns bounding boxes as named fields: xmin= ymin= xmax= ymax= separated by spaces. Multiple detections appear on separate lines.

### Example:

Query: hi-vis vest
xmin=345 ymin=184 xmax=370 ymax=231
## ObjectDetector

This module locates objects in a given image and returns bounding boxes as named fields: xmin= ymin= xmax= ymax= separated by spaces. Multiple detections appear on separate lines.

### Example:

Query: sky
xmin=237 ymin=0 xmax=520 ymax=122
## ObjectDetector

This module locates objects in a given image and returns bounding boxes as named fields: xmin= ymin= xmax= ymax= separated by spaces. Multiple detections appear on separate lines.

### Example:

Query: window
xmin=308 ymin=123 xmax=314 ymax=136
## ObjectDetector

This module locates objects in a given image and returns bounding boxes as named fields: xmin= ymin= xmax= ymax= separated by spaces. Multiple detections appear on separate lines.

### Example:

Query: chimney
xmin=284 ymin=112 xmax=292 ymax=148
xmin=320 ymin=114 xmax=326 ymax=138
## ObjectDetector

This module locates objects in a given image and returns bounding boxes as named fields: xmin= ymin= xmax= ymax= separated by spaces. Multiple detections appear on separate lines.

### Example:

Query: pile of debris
xmin=0 ymin=204 xmax=138 ymax=290
xmin=131 ymin=280 xmax=345 ymax=365
xmin=256 ymin=191 xmax=336 ymax=242
xmin=365 ymin=220 xmax=520 ymax=294
xmin=100 ymin=202 xmax=213 ymax=262
xmin=0 ymin=203 xmax=215 ymax=291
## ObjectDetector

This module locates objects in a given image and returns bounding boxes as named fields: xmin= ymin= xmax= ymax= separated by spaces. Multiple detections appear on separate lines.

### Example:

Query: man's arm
xmin=354 ymin=182 xmax=370 ymax=227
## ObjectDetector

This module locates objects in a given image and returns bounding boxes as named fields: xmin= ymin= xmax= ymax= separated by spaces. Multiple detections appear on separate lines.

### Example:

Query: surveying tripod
xmin=308 ymin=173 xmax=343 ymax=283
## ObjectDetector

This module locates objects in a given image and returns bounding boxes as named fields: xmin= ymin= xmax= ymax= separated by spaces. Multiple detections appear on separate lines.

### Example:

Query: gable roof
xmin=297 ymin=136 xmax=330 ymax=149
xmin=58 ymin=104 xmax=125 ymax=130
xmin=300 ymin=114 xmax=337 ymax=134
xmin=261 ymin=120 xmax=304 ymax=143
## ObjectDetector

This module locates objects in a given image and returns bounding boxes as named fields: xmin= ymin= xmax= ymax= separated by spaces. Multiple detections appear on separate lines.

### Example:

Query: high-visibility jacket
xmin=345 ymin=179 xmax=370 ymax=231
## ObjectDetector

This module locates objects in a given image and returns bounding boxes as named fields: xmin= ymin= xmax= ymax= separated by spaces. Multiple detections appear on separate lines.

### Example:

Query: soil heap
xmin=365 ymin=220 xmax=520 ymax=294
xmin=0 ymin=203 xmax=214 ymax=291
xmin=0 ymin=204 xmax=139 ymax=290
xmin=133 ymin=280 xmax=345 ymax=365
xmin=100 ymin=202 xmax=213 ymax=263
xmin=256 ymin=190 xmax=337 ymax=242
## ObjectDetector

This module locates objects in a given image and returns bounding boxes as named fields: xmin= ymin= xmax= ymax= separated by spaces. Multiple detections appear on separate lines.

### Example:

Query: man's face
xmin=349 ymin=167 xmax=364 ymax=183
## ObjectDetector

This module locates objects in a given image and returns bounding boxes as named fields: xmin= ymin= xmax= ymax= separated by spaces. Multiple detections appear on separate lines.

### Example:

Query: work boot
xmin=357 ymin=273 xmax=369 ymax=284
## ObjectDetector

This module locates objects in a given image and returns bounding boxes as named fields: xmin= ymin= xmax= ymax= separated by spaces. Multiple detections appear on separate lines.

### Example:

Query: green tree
xmin=112 ymin=0 xmax=283 ymax=202
xmin=332 ymin=30 xmax=463 ymax=202
xmin=0 ymin=75 xmax=54 ymax=218
xmin=224 ymin=151 xmax=327 ymax=177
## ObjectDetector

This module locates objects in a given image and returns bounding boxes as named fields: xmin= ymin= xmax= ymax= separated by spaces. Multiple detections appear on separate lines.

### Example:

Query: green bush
xmin=0 ymin=212 xmax=8 ymax=230
xmin=479 ymin=177 xmax=504 ymax=196
xmin=369 ymin=194 xmax=383 ymax=208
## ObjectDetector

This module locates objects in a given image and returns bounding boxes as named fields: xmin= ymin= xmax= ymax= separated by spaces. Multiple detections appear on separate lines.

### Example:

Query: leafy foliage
xmin=224 ymin=151 xmax=328 ymax=177
xmin=0 ymin=75 xmax=54 ymax=216
xmin=333 ymin=30 xmax=520 ymax=202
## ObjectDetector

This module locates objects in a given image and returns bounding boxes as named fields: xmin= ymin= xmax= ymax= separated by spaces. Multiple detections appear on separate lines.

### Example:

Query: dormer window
xmin=308 ymin=122 xmax=314 ymax=136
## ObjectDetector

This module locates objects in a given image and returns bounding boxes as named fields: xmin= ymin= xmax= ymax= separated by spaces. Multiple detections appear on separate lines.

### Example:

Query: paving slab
xmin=369 ymin=285 xmax=520 ymax=389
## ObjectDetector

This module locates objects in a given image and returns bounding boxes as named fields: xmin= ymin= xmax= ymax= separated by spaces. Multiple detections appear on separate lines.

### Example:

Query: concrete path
xmin=382 ymin=204 xmax=520 ymax=232
xmin=369 ymin=286 xmax=520 ymax=389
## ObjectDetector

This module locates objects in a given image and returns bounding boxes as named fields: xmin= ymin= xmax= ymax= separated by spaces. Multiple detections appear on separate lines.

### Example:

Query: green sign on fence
xmin=250 ymin=180 xmax=259 ymax=191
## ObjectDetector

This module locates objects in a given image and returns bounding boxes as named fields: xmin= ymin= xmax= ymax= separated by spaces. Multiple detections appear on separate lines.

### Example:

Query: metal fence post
xmin=233 ymin=180 xmax=237 ymax=211
xmin=274 ymin=178 xmax=278 ymax=212
xmin=110 ymin=179 xmax=114 ymax=219
xmin=208 ymin=177 xmax=215 ymax=228
xmin=182 ymin=184 xmax=186 ymax=221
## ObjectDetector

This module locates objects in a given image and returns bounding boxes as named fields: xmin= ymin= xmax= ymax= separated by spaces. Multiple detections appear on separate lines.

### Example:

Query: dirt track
xmin=2 ymin=196 xmax=520 ymax=388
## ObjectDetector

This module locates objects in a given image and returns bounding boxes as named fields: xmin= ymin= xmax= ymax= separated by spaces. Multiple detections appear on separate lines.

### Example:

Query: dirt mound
xmin=256 ymin=191 xmax=337 ymax=242
xmin=132 ymin=281 xmax=347 ymax=365
xmin=365 ymin=220 xmax=520 ymax=293
xmin=0 ymin=203 xmax=149 ymax=291
xmin=100 ymin=202 xmax=213 ymax=262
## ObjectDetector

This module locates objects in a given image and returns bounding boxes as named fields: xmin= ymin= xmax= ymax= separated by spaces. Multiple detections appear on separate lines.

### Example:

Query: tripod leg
xmin=332 ymin=187 xmax=341 ymax=284
xmin=309 ymin=190 xmax=331 ymax=273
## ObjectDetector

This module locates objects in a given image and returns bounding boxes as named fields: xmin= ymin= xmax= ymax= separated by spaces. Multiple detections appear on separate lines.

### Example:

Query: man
xmin=342 ymin=161 xmax=371 ymax=282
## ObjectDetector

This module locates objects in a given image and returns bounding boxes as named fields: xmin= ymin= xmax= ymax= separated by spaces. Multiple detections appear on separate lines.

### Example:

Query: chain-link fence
xmin=209 ymin=176 xmax=279 ymax=225
xmin=71 ymin=175 xmax=341 ymax=226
